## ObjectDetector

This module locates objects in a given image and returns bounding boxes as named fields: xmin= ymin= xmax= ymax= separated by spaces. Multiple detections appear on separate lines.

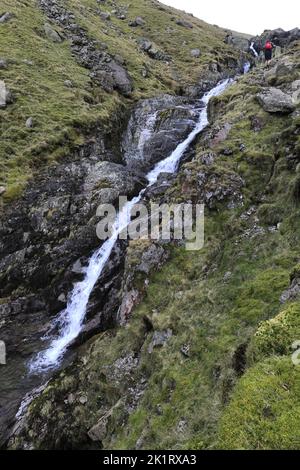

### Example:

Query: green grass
xmin=0 ymin=0 xmax=239 ymax=204
xmin=0 ymin=0 xmax=123 ymax=203
xmin=218 ymin=356 xmax=300 ymax=450
xmin=6 ymin=5 xmax=300 ymax=450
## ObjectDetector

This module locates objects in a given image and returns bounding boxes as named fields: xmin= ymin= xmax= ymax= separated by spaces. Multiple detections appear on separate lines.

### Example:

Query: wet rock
xmin=44 ymin=23 xmax=63 ymax=42
xmin=190 ymin=48 xmax=201 ymax=58
xmin=0 ymin=341 xmax=6 ymax=364
xmin=257 ymin=88 xmax=295 ymax=114
xmin=57 ymin=293 xmax=66 ymax=303
xmin=71 ymin=259 xmax=84 ymax=274
xmin=83 ymin=161 xmax=145 ymax=198
xmin=123 ymin=95 xmax=200 ymax=173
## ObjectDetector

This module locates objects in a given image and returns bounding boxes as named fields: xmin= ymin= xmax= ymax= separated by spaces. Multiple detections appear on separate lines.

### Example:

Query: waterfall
xmin=250 ymin=42 xmax=258 ymax=58
xmin=29 ymin=79 xmax=232 ymax=373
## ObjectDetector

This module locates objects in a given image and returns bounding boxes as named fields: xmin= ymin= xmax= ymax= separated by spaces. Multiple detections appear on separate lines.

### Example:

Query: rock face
xmin=123 ymin=95 xmax=201 ymax=172
xmin=0 ymin=116 xmax=146 ymax=444
xmin=257 ymin=88 xmax=295 ymax=114
xmin=0 ymin=86 xmax=202 ymax=444
xmin=253 ymin=27 xmax=300 ymax=48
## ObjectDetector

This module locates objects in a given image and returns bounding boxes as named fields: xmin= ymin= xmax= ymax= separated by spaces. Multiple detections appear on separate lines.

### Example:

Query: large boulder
xmin=257 ymin=88 xmax=295 ymax=114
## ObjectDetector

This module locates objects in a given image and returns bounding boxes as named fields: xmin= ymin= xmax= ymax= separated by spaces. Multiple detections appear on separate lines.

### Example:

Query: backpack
xmin=265 ymin=41 xmax=272 ymax=50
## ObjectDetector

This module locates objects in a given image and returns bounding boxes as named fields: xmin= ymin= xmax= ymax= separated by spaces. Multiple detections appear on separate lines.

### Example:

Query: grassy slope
xmin=112 ymin=65 xmax=300 ymax=449
xmin=0 ymin=0 xmax=236 ymax=203
xmin=11 ymin=48 xmax=300 ymax=450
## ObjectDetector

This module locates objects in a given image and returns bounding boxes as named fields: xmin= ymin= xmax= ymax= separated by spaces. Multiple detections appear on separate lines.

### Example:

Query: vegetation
xmin=3 ymin=0 xmax=300 ymax=453
xmin=0 ymin=0 xmax=237 ymax=203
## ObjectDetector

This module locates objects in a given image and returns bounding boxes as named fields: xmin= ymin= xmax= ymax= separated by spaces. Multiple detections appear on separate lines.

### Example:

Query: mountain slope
xmin=7 ymin=40 xmax=300 ymax=450
xmin=0 ymin=0 xmax=239 ymax=204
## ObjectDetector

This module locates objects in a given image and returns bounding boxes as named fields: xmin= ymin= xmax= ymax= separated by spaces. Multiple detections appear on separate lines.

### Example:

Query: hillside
xmin=0 ymin=0 xmax=239 ymax=203
xmin=1 ymin=0 xmax=300 ymax=453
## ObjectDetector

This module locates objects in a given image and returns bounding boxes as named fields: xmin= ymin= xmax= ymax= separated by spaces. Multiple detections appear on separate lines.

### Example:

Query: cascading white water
xmin=30 ymin=79 xmax=232 ymax=373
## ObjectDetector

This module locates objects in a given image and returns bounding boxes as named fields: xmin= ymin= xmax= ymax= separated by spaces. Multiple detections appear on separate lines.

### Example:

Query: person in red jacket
xmin=264 ymin=40 xmax=274 ymax=66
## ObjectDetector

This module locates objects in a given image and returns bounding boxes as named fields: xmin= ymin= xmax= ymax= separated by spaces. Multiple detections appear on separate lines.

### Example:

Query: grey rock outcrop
xmin=123 ymin=95 xmax=200 ymax=172
xmin=257 ymin=88 xmax=295 ymax=114
xmin=44 ymin=23 xmax=63 ymax=42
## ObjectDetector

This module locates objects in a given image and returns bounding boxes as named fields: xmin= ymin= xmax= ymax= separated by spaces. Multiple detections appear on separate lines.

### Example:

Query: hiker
xmin=264 ymin=40 xmax=274 ymax=66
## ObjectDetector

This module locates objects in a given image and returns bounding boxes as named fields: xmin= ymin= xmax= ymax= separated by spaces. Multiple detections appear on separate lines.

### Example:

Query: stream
xmin=29 ymin=78 xmax=232 ymax=373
